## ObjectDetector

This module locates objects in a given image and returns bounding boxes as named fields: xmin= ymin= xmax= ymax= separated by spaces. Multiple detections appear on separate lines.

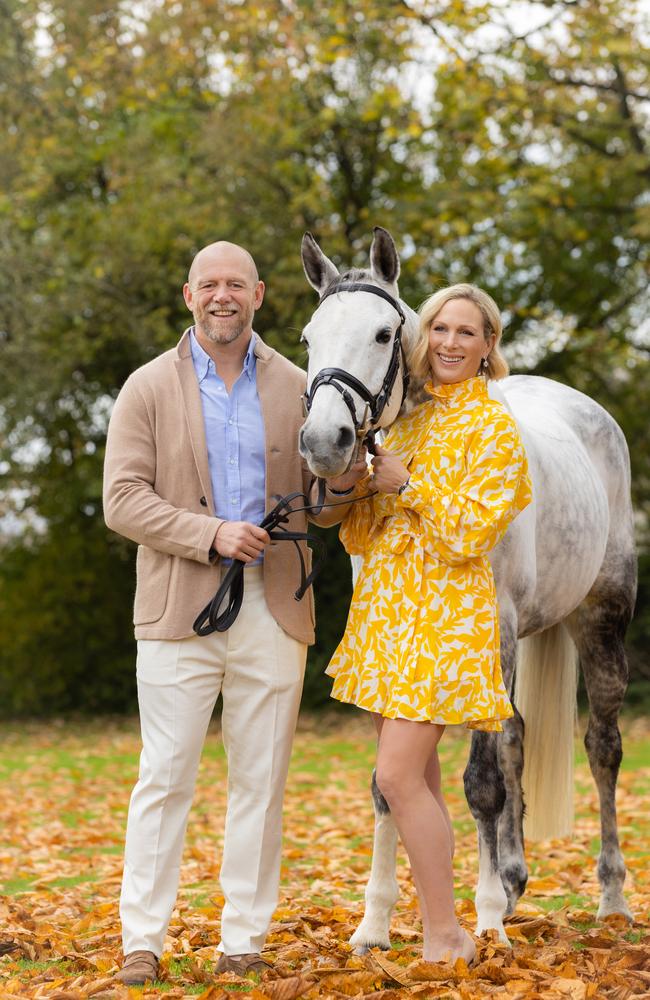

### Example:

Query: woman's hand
xmin=371 ymin=445 xmax=410 ymax=494
xmin=326 ymin=446 xmax=369 ymax=494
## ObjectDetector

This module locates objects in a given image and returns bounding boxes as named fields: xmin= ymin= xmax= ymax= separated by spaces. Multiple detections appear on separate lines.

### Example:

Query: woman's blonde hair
xmin=409 ymin=283 xmax=509 ymax=381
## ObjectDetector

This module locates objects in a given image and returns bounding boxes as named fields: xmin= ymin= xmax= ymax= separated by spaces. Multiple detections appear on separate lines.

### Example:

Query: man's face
xmin=183 ymin=247 xmax=264 ymax=346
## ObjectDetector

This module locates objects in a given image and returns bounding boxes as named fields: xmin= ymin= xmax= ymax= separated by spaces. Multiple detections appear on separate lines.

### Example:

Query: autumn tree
xmin=0 ymin=0 xmax=648 ymax=713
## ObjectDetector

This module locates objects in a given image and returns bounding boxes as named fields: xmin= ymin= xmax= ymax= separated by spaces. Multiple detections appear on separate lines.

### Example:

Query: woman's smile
xmin=427 ymin=298 xmax=494 ymax=385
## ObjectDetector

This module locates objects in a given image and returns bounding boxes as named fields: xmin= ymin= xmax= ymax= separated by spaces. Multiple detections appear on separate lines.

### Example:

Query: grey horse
xmin=298 ymin=227 xmax=636 ymax=947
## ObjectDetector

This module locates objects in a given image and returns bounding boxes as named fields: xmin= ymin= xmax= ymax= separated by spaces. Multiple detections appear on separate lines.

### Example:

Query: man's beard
xmin=196 ymin=304 xmax=252 ymax=344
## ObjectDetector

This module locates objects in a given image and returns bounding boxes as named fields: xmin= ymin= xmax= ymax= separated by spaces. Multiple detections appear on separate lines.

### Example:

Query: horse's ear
xmin=301 ymin=232 xmax=339 ymax=294
xmin=370 ymin=226 xmax=400 ymax=285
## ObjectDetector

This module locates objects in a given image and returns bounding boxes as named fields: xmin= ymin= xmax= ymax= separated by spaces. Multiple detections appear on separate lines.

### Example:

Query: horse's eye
xmin=375 ymin=330 xmax=392 ymax=345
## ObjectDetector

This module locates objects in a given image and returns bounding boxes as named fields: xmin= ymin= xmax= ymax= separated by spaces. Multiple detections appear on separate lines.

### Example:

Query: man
xmin=103 ymin=242 xmax=364 ymax=985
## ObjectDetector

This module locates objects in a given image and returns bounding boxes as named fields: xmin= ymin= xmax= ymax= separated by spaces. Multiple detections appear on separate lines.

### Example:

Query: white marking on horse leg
xmin=474 ymin=833 xmax=509 ymax=944
xmin=350 ymin=809 xmax=399 ymax=953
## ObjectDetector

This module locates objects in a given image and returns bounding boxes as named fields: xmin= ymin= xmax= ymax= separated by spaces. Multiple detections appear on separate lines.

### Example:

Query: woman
xmin=327 ymin=284 xmax=532 ymax=965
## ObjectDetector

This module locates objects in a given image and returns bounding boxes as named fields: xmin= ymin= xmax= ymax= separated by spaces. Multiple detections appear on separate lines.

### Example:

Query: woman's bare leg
xmin=375 ymin=718 xmax=474 ymax=964
xmin=425 ymin=749 xmax=455 ymax=859
xmin=376 ymin=714 xmax=453 ymax=857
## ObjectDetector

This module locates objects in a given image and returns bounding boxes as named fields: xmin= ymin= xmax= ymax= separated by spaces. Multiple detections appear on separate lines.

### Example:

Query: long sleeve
xmin=396 ymin=410 xmax=532 ymax=566
xmin=103 ymin=376 xmax=219 ymax=563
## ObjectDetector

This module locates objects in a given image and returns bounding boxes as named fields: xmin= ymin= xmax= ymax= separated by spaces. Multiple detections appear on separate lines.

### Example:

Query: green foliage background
xmin=0 ymin=0 xmax=648 ymax=714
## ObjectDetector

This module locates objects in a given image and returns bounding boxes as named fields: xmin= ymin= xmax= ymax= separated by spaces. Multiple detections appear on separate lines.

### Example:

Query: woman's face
xmin=426 ymin=298 xmax=495 ymax=385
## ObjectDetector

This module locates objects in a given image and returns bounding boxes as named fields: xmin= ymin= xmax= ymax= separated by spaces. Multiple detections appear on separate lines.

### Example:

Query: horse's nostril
xmin=299 ymin=427 xmax=306 ymax=450
xmin=336 ymin=426 xmax=355 ymax=450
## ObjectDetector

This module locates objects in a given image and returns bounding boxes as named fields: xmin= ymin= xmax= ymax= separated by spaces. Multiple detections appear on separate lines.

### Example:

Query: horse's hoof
xmin=475 ymin=921 xmax=510 ymax=947
xmin=349 ymin=928 xmax=391 ymax=954
xmin=597 ymin=899 xmax=633 ymax=922
xmin=352 ymin=940 xmax=390 ymax=955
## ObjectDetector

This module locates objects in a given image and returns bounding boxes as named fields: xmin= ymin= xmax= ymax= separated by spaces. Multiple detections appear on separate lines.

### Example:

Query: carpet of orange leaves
xmin=0 ymin=713 xmax=648 ymax=999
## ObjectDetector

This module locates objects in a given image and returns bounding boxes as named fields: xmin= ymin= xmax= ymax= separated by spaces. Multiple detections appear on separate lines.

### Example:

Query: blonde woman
xmin=326 ymin=284 xmax=532 ymax=965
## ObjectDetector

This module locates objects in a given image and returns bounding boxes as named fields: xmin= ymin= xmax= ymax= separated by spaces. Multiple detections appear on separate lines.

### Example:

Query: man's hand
xmin=213 ymin=521 xmax=270 ymax=562
xmin=370 ymin=445 xmax=410 ymax=493
xmin=326 ymin=447 xmax=369 ymax=494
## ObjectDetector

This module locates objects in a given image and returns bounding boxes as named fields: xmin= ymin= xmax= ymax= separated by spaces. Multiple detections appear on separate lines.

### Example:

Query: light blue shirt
xmin=190 ymin=330 xmax=267 ymax=545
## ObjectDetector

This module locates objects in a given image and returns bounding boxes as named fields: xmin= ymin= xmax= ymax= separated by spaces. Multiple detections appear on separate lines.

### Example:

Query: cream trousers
xmin=119 ymin=566 xmax=307 ymax=957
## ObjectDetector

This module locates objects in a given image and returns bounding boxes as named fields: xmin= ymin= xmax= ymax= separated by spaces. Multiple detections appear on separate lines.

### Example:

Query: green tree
xmin=0 ymin=0 xmax=647 ymax=713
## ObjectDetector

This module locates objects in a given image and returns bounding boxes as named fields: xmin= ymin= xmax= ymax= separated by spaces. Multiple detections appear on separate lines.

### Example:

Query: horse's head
xmin=299 ymin=227 xmax=420 ymax=478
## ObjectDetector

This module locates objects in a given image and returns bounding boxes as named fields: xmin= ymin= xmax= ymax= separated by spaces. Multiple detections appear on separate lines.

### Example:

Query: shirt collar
xmin=190 ymin=328 xmax=258 ymax=384
xmin=242 ymin=333 xmax=257 ymax=381
xmin=425 ymin=375 xmax=488 ymax=405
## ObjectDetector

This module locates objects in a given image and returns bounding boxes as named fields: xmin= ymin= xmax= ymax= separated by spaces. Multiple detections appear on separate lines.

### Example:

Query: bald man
xmin=103 ymin=242 xmax=364 ymax=985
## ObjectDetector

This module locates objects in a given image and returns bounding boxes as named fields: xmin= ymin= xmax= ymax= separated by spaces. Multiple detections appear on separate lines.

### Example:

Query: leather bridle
xmin=302 ymin=281 xmax=410 ymax=451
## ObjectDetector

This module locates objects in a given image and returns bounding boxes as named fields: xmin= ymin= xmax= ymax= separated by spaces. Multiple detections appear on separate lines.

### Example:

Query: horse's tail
xmin=514 ymin=623 xmax=579 ymax=841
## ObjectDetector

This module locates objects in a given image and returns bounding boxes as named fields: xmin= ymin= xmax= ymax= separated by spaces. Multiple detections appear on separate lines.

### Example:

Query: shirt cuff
xmin=395 ymin=474 xmax=432 ymax=513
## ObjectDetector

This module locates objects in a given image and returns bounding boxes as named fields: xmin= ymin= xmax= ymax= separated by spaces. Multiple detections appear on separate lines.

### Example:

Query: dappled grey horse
xmin=299 ymin=227 xmax=636 ymax=947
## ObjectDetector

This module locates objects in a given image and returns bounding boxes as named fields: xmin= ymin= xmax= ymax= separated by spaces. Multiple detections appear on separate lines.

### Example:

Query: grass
xmin=14 ymin=960 xmax=71 ymax=973
xmin=0 ymin=713 xmax=647 ymax=995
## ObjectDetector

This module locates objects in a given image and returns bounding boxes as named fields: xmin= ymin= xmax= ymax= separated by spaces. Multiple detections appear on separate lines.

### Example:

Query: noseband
xmin=302 ymin=282 xmax=410 ymax=443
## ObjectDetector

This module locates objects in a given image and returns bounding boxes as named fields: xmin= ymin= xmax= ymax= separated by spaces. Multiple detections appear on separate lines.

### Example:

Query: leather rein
xmin=192 ymin=282 xmax=409 ymax=636
xmin=192 ymin=488 xmax=371 ymax=636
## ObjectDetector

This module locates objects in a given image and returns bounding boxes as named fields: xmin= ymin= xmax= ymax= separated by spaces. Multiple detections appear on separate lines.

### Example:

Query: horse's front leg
xmin=350 ymin=771 xmax=400 ymax=953
xmin=464 ymin=731 xmax=510 ymax=943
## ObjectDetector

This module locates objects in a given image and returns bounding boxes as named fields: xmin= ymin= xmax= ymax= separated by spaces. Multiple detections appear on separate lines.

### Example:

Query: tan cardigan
xmin=103 ymin=330 xmax=346 ymax=644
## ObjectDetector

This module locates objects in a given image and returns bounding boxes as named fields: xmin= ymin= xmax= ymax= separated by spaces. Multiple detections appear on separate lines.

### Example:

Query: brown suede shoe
xmin=115 ymin=950 xmax=159 ymax=985
xmin=215 ymin=952 xmax=272 ymax=975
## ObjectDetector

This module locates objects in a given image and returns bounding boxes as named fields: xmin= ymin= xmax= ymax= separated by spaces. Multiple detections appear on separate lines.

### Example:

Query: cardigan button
xmin=200 ymin=496 xmax=208 ymax=507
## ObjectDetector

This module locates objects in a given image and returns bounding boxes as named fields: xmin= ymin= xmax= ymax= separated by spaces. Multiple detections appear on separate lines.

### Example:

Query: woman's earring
xmin=479 ymin=356 xmax=488 ymax=375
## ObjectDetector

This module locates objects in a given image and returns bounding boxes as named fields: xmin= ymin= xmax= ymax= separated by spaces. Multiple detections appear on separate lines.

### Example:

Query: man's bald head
xmin=183 ymin=241 xmax=265 ymax=351
xmin=188 ymin=241 xmax=259 ymax=288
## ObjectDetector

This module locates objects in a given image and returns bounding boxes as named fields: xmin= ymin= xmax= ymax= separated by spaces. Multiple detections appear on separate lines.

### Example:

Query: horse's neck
xmin=399 ymin=300 xmax=429 ymax=412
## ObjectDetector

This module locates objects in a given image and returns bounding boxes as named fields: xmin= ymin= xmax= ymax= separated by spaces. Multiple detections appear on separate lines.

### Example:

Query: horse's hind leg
xmin=495 ymin=615 xmax=527 ymax=914
xmin=567 ymin=568 xmax=636 ymax=920
xmin=465 ymin=610 xmax=523 ymax=942
xmin=350 ymin=771 xmax=399 ymax=953
xmin=464 ymin=730 xmax=509 ymax=941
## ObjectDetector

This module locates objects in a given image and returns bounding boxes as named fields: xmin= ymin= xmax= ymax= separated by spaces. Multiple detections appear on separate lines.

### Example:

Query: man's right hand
xmin=213 ymin=521 xmax=270 ymax=562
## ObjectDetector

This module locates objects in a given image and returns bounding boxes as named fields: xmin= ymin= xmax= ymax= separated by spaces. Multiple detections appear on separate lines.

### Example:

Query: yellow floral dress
xmin=326 ymin=376 xmax=533 ymax=731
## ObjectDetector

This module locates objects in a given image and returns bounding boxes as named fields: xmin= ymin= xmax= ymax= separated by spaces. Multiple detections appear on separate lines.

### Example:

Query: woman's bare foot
xmin=423 ymin=928 xmax=476 ymax=966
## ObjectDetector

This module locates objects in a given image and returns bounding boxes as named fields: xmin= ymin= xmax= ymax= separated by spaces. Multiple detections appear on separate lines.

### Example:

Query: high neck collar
xmin=426 ymin=375 xmax=488 ymax=405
